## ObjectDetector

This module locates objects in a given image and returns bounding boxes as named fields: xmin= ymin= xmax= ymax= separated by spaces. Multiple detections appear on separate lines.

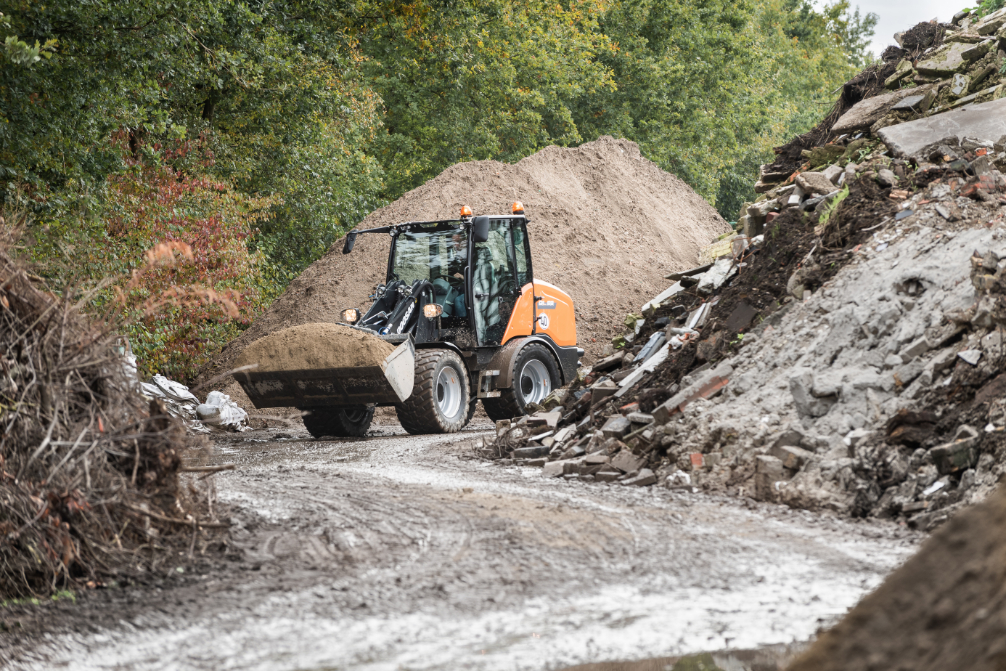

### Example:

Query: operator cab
xmin=341 ymin=203 xmax=533 ymax=349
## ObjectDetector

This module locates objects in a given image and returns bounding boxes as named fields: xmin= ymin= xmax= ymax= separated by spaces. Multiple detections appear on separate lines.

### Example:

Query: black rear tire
xmin=482 ymin=343 xmax=561 ymax=421
xmin=302 ymin=405 xmax=375 ymax=438
xmin=396 ymin=349 xmax=471 ymax=434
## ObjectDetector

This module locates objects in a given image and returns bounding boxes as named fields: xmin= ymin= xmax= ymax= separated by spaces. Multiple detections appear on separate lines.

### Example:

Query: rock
xmin=585 ymin=453 xmax=610 ymax=465
xmin=822 ymin=164 xmax=843 ymax=184
xmin=975 ymin=8 xmax=1006 ymax=34
xmin=893 ymin=359 xmax=926 ymax=388
xmin=958 ymin=349 xmax=982 ymax=366
xmin=626 ymin=412 xmax=654 ymax=425
xmin=769 ymin=445 xmax=815 ymax=470
xmin=592 ymin=352 xmax=624 ymax=373
xmin=884 ymin=59 xmax=914 ymax=88
xmin=696 ymin=257 xmax=737 ymax=296
xmin=899 ymin=336 xmax=931 ymax=362
xmin=916 ymin=42 xmax=970 ymax=76
xmin=786 ymin=185 xmax=805 ymax=207
xmin=789 ymin=369 xmax=837 ymax=418
xmin=877 ymin=168 xmax=897 ymax=187
xmin=755 ymin=455 xmax=786 ymax=501
xmin=832 ymin=86 xmax=935 ymax=133
xmin=611 ymin=449 xmax=646 ymax=474
xmin=890 ymin=90 xmax=935 ymax=114
xmin=950 ymin=73 xmax=971 ymax=98
xmin=795 ymin=171 xmax=838 ymax=196
xmin=512 ymin=445 xmax=551 ymax=459
xmin=542 ymin=461 xmax=565 ymax=478
xmin=601 ymin=415 xmax=631 ymax=438
xmin=621 ymin=468 xmax=657 ymax=487
xmin=930 ymin=425 xmax=980 ymax=475
xmin=878 ymin=97 xmax=1006 ymax=159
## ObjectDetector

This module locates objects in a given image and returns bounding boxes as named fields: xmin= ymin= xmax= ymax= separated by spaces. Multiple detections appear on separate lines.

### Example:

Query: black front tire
xmin=302 ymin=405 xmax=375 ymax=438
xmin=396 ymin=349 xmax=471 ymax=434
xmin=482 ymin=343 xmax=561 ymax=421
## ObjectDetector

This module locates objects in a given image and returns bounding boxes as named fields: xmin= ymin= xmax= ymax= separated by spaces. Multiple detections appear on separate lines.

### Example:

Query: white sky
xmin=826 ymin=0 xmax=958 ymax=58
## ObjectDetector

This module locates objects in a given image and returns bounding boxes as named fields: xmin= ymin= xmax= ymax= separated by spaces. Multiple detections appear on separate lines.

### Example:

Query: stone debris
xmin=475 ymin=13 xmax=1006 ymax=529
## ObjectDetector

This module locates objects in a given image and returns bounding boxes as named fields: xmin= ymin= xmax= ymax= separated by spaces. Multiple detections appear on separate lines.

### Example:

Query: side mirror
xmin=342 ymin=231 xmax=357 ymax=254
xmin=472 ymin=216 xmax=490 ymax=243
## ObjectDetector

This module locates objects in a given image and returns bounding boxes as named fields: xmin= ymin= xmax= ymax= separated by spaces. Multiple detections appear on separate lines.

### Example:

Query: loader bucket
xmin=233 ymin=323 xmax=415 ymax=409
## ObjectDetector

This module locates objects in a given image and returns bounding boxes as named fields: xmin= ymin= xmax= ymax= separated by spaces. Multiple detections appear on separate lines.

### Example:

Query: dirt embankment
xmin=788 ymin=485 xmax=1006 ymax=671
xmin=203 ymin=136 xmax=728 ymax=397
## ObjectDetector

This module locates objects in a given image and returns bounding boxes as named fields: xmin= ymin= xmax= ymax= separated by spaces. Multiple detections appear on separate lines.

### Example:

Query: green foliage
xmin=356 ymin=0 xmax=615 ymax=199
xmin=976 ymin=0 xmax=1006 ymax=17
xmin=0 ymin=0 xmax=877 ymax=379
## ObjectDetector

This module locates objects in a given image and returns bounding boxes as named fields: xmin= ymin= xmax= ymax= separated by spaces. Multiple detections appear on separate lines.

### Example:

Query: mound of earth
xmin=205 ymin=135 xmax=728 ymax=401
xmin=787 ymin=485 xmax=1006 ymax=671
xmin=234 ymin=323 xmax=396 ymax=373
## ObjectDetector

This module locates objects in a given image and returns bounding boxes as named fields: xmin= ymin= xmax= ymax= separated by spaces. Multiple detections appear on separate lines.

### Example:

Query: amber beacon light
xmin=460 ymin=205 xmax=472 ymax=218
xmin=512 ymin=201 xmax=524 ymax=214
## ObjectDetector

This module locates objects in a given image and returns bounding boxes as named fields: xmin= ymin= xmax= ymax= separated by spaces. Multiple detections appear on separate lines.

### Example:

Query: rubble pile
xmin=479 ymin=13 xmax=1006 ymax=529
xmin=0 ymin=249 xmax=224 ymax=599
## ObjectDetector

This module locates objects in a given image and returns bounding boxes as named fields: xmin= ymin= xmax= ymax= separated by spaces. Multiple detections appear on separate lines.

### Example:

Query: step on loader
xmin=235 ymin=203 xmax=583 ymax=437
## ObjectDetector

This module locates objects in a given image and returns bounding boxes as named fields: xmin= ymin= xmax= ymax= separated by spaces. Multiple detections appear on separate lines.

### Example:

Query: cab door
xmin=472 ymin=218 xmax=522 ymax=346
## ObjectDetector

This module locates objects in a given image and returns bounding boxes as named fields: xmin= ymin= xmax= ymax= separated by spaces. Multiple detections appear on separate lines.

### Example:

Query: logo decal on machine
xmin=537 ymin=300 xmax=556 ymax=310
xmin=537 ymin=313 xmax=550 ymax=330
xmin=396 ymin=300 xmax=415 ymax=333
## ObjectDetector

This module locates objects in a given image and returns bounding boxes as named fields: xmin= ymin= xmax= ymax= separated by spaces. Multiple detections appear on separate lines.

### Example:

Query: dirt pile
xmin=234 ymin=323 xmax=396 ymax=373
xmin=479 ymin=11 xmax=1006 ymax=530
xmin=204 ymin=135 xmax=728 ymax=393
xmin=787 ymin=485 xmax=1006 ymax=671
xmin=0 ymin=247 xmax=223 ymax=599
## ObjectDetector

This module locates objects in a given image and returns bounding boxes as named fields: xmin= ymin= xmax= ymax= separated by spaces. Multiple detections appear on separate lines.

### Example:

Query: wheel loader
xmin=234 ymin=203 xmax=583 ymax=437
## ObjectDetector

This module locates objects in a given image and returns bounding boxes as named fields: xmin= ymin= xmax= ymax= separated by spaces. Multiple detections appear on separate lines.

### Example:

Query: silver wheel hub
xmin=436 ymin=366 xmax=463 ymax=419
xmin=519 ymin=359 xmax=551 ymax=405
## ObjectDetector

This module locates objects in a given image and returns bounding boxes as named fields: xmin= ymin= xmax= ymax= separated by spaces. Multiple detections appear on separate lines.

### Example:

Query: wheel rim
xmin=344 ymin=406 xmax=369 ymax=424
xmin=436 ymin=366 xmax=463 ymax=419
xmin=519 ymin=359 xmax=551 ymax=405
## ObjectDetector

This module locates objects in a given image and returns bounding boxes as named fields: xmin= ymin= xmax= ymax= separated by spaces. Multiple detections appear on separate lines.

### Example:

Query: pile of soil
xmin=234 ymin=323 xmax=396 ymax=373
xmin=787 ymin=485 xmax=1006 ymax=671
xmin=204 ymin=135 xmax=729 ymax=401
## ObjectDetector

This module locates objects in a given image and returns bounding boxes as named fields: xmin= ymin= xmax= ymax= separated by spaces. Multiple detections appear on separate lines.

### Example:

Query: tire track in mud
xmin=7 ymin=426 xmax=922 ymax=671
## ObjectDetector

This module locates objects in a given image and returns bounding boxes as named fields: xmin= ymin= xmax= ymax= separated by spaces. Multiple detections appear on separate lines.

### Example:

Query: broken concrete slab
xmin=641 ymin=281 xmax=684 ymax=314
xmin=696 ymin=257 xmax=737 ymax=296
xmin=611 ymin=449 xmax=646 ymax=474
xmin=930 ymin=426 xmax=980 ymax=474
xmin=621 ymin=468 xmax=656 ymax=487
xmin=601 ymin=414 xmax=631 ymax=438
xmin=796 ymin=171 xmax=838 ymax=196
xmin=832 ymin=86 xmax=934 ymax=133
xmin=513 ymin=445 xmax=551 ymax=459
xmin=878 ymin=97 xmax=1006 ymax=158
xmin=916 ymin=42 xmax=970 ymax=76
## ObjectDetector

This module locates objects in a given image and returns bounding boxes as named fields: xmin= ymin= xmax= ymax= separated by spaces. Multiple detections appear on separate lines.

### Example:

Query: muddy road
xmin=7 ymin=423 xmax=920 ymax=670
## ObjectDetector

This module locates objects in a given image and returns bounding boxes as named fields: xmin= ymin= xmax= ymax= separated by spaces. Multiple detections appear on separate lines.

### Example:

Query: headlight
xmin=423 ymin=304 xmax=443 ymax=319
xmin=341 ymin=308 xmax=360 ymax=324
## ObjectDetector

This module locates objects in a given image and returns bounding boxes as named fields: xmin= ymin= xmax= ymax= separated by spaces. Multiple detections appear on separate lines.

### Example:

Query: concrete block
xmin=899 ymin=336 xmax=932 ymax=362
xmin=585 ymin=453 xmax=610 ymax=465
xmin=930 ymin=426 xmax=980 ymax=475
xmin=878 ymin=97 xmax=1006 ymax=159
xmin=622 ymin=469 xmax=657 ymax=487
xmin=542 ymin=461 xmax=565 ymax=478
xmin=512 ymin=445 xmax=551 ymax=459
xmin=626 ymin=412 xmax=654 ymax=425
xmin=769 ymin=445 xmax=815 ymax=470
xmin=601 ymin=415 xmax=631 ymax=438
xmin=611 ymin=449 xmax=646 ymax=474
xmin=822 ymin=164 xmax=843 ymax=184
xmin=832 ymin=86 xmax=934 ymax=133
xmin=916 ymin=42 xmax=970 ymax=76
xmin=795 ymin=171 xmax=837 ymax=196
xmin=755 ymin=456 xmax=785 ymax=501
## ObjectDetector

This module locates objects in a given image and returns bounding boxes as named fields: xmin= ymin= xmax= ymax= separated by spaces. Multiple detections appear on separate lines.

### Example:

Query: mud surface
xmin=234 ymin=323 xmax=396 ymax=373
xmin=2 ymin=424 xmax=921 ymax=670
xmin=203 ymin=136 xmax=729 ymax=398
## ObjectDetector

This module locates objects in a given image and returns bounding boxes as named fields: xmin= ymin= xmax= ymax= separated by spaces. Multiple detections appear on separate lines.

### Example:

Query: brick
xmin=611 ymin=449 xmax=646 ymax=474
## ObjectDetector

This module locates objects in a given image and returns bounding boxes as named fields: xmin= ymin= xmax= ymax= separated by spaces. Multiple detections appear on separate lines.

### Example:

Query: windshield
xmin=391 ymin=228 xmax=466 ymax=283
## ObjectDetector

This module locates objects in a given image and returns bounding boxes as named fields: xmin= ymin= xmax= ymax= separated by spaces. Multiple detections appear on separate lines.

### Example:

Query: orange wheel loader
xmin=234 ymin=203 xmax=583 ymax=437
